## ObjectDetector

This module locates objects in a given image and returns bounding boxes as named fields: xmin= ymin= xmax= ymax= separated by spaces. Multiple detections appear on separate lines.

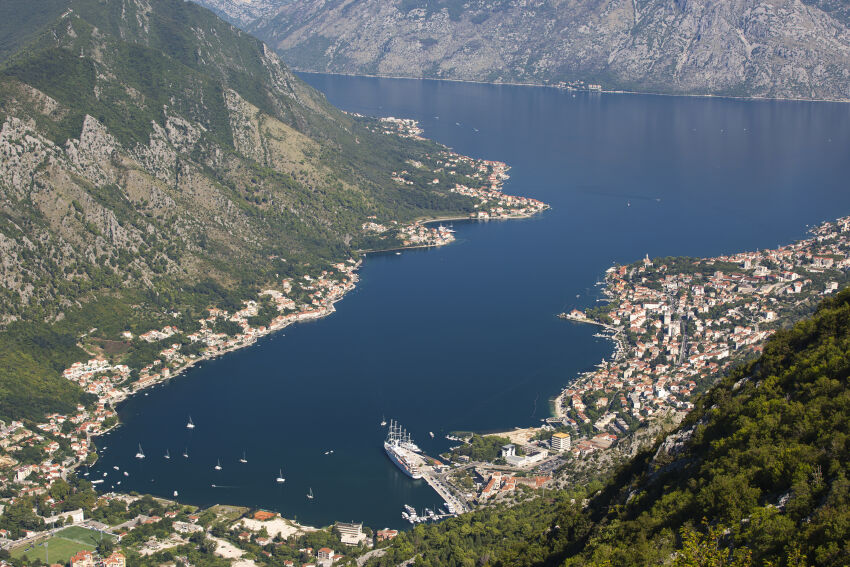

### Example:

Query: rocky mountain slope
xmin=0 ymin=0 xmax=489 ymax=418
xmin=194 ymin=0 xmax=850 ymax=101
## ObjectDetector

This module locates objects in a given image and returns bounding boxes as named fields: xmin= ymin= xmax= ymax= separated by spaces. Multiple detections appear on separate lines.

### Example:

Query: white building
xmin=335 ymin=522 xmax=367 ymax=546
xmin=551 ymin=432 xmax=571 ymax=452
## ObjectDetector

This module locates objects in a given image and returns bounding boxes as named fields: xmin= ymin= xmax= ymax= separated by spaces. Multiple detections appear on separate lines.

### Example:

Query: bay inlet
xmin=91 ymin=75 xmax=850 ymax=529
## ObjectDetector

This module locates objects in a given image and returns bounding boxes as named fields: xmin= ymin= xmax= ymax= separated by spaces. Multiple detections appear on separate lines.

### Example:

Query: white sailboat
xmin=381 ymin=416 xmax=387 ymax=427
xmin=135 ymin=444 xmax=145 ymax=459
xmin=306 ymin=487 xmax=314 ymax=499
xmin=164 ymin=449 xmax=170 ymax=460
xmin=214 ymin=458 xmax=222 ymax=471
xmin=182 ymin=448 xmax=189 ymax=458
xmin=186 ymin=415 xmax=195 ymax=429
xmin=239 ymin=451 xmax=247 ymax=464
xmin=276 ymin=469 xmax=285 ymax=483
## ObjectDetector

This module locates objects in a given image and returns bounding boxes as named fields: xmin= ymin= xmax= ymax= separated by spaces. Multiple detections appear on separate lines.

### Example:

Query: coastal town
xmin=394 ymin=215 xmax=850 ymax=508
xmin=545 ymin=215 xmax=850 ymax=459
xmin=0 ymin=119 xmax=550 ymax=566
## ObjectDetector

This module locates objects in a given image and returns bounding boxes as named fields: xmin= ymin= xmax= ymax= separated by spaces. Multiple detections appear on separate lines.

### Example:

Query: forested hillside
xmin=369 ymin=289 xmax=850 ymax=566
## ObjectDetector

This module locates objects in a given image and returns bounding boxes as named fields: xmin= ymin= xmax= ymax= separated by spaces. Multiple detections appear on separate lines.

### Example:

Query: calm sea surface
xmin=90 ymin=76 xmax=850 ymax=529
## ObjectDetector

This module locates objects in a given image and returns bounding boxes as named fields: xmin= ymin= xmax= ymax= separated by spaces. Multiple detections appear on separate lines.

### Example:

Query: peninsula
xmin=415 ymin=215 xmax=850 ymax=508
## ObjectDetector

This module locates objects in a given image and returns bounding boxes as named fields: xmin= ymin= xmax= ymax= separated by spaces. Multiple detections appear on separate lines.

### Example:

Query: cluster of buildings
xmin=376 ymin=116 xmax=424 ymax=139
xmin=62 ymin=361 xmax=131 ymax=400
xmin=230 ymin=510 xmax=382 ymax=566
xmin=0 ymin=407 xmax=107 ymax=502
xmin=478 ymin=471 xmax=552 ymax=502
xmin=361 ymin=219 xmax=455 ymax=248
xmin=397 ymin=222 xmax=455 ymax=247
xmin=553 ymin=215 xmax=850 ymax=456
xmin=448 ymin=156 xmax=547 ymax=219
xmin=554 ymin=80 xmax=604 ymax=92
xmin=0 ymin=262 xmax=364 ymax=545
xmin=69 ymin=550 xmax=126 ymax=567
xmin=498 ymin=443 xmax=548 ymax=468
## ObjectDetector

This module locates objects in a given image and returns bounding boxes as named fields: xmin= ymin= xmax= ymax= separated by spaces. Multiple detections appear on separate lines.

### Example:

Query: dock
xmin=419 ymin=467 xmax=470 ymax=514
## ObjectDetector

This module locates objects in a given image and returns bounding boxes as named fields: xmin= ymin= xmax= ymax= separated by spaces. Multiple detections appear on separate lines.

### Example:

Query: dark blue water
xmin=91 ymin=76 xmax=850 ymax=529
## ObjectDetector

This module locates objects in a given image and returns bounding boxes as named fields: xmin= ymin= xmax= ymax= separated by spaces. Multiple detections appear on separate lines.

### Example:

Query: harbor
xmin=383 ymin=420 xmax=470 ymax=524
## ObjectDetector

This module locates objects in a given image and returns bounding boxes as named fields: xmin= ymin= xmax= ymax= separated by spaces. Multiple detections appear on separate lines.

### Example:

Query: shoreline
xmin=98 ymin=269 xmax=359 ymax=411
xmin=296 ymin=69 xmax=850 ymax=106
xmin=80 ymin=205 xmax=550 ymax=522
xmin=1 ymin=115 xmax=553 ymax=545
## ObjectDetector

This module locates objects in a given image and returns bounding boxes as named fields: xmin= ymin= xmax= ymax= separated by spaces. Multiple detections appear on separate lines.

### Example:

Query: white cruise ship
xmin=384 ymin=420 xmax=423 ymax=479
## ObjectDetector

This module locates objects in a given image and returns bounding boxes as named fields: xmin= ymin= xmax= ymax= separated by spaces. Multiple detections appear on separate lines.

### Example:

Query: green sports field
xmin=11 ymin=526 xmax=115 ymax=565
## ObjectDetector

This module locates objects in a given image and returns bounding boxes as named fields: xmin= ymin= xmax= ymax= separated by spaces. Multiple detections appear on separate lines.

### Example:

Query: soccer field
xmin=11 ymin=526 xmax=115 ymax=564
xmin=55 ymin=526 xmax=114 ymax=546
xmin=12 ymin=536 xmax=93 ymax=565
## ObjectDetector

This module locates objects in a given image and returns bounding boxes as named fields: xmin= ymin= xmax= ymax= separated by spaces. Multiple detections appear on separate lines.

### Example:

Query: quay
xmin=419 ymin=467 xmax=470 ymax=515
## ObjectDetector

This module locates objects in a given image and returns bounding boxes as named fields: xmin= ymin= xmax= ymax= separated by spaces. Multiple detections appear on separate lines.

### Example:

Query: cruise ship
xmin=384 ymin=420 xmax=423 ymax=479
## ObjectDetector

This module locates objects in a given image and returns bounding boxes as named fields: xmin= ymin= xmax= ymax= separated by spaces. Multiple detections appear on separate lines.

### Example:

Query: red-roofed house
xmin=70 ymin=551 xmax=95 ymax=567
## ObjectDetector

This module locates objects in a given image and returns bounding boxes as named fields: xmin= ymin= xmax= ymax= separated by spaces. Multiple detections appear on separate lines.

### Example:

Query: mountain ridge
xmin=192 ymin=0 xmax=850 ymax=101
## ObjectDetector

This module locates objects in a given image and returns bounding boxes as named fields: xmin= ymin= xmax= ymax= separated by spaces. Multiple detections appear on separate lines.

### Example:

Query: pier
xmin=419 ymin=467 xmax=470 ymax=514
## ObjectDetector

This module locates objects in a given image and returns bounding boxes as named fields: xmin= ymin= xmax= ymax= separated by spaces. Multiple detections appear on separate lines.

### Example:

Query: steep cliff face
xmin=194 ymin=0 xmax=850 ymax=100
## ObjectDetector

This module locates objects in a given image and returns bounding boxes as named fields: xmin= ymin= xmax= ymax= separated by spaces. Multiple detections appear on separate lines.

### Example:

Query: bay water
xmin=90 ymin=75 xmax=850 ymax=529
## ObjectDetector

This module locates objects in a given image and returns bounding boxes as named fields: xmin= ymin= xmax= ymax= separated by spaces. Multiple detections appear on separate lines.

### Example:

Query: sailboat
xmin=381 ymin=416 xmax=387 ymax=427
xmin=135 ymin=444 xmax=145 ymax=459
xmin=186 ymin=416 xmax=195 ymax=429
xmin=164 ymin=449 xmax=170 ymax=460
xmin=239 ymin=451 xmax=247 ymax=464
xmin=214 ymin=459 xmax=222 ymax=471
xmin=182 ymin=448 xmax=189 ymax=458
xmin=306 ymin=487 xmax=314 ymax=500
xmin=276 ymin=469 xmax=285 ymax=483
